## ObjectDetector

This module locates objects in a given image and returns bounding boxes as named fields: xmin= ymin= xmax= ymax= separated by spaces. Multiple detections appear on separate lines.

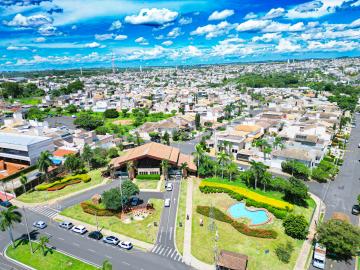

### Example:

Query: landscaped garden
xmin=17 ymin=170 xmax=104 ymax=203
xmin=60 ymin=180 xmax=163 ymax=244
xmin=6 ymin=240 xmax=98 ymax=270
xmin=191 ymin=178 xmax=315 ymax=270
xmin=135 ymin=174 xmax=161 ymax=190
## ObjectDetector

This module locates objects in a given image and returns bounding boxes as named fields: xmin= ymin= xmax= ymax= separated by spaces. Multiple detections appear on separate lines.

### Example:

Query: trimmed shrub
xmin=80 ymin=201 xmax=115 ymax=216
xmin=199 ymin=181 xmax=293 ymax=211
xmin=196 ymin=205 xmax=277 ymax=239
xmin=47 ymin=179 xmax=81 ymax=191
xmin=283 ymin=214 xmax=308 ymax=239
xmin=281 ymin=161 xmax=310 ymax=180
xmin=136 ymin=174 xmax=161 ymax=181
xmin=275 ymin=241 xmax=294 ymax=263
xmin=35 ymin=174 xmax=91 ymax=191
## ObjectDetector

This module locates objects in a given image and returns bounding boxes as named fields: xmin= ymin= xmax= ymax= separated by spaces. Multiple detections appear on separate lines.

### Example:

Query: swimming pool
xmin=228 ymin=202 xmax=269 ymax=225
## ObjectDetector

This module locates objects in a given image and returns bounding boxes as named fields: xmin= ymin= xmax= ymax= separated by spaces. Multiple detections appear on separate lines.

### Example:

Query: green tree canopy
xmin=283 ymin=214 xmax=308 ymax=239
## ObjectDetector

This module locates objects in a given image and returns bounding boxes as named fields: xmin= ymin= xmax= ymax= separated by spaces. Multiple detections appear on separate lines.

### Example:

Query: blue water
xmin=50 ymin=157 xmax=63 ymax=165
xmin=228 ymin=203 xmax=269 ymax=225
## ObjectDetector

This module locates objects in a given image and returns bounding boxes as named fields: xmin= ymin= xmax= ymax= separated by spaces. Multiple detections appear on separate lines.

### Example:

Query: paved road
xmin=307 ymin=115 xmax=360 ymax=270
xmin=151 ymin=176 xmax=183 ymax=263
xmin=0 ymin=206 xmax=190 ymax=270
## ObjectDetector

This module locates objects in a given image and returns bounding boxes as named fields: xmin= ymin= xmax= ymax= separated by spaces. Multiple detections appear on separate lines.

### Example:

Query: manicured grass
xmin=17 ymin=170 xmax=104 ymax=203
xmin=61 ymin=199 xmax=163 ymax=244
xmin=176 ymin=180 xmax=188 ymax=255
xmin=191 ymin=178 xmax=315 ymax=270
xmin=13 ymin=97 xmax=42 ymax=105
xmin=135 ymin=179 xmax=160 ymax=190
xmin=6 ymin=241 xmax=98 ymax=270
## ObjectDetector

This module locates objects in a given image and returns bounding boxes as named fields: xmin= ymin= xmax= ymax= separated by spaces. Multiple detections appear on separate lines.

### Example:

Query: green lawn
xmin=12 ymin=97 xmax=42 ymax=105
xmin=60 ymin=199 xmax=163 ymax=244
xmin=6 ymin=241 xmax=98 ymax=270
xmin=135 ymin=179 xmax=160 ymax=190
xmin=17 ymin=170 xmax=104 ymax=203
xmin=176 ymin=180 xmax=188 ymax=255
xmin=191 ymin=178 xmax=315 ymax=270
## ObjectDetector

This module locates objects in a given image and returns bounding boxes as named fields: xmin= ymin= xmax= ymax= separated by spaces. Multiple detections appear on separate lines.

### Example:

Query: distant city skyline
xmin=0 ymin=0 xmax=359 ymax=71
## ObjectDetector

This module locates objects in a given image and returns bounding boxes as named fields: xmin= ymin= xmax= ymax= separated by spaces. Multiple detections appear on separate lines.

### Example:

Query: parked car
xmin=88 ymin=231 xmax=103 ymax=240
xmin=313 ymin=243 xmax=326 ymax=269
xmin=352 ymin=205 xmax=360 ymax=215
xmin=103 ymin=236 xmax=120 ymax=245
xmin=119 ymin=241 xmax=133 ymax=250
xmin=33 ymin=221 xmax=47 ymax=229
xmin=164 ymin=198 xmax=171 ymax=207
xmin=59 ymin=221 xmax=73 ymax=230
xmin=166 ymin=183 xmax=173 ymax=191
xmin=0 ymin=199 xmax=12 ymax=208
xmin=130 ymin=197 xmax=140 ymax=206
xmin=72 ymin=225 xmax=87 ymax=234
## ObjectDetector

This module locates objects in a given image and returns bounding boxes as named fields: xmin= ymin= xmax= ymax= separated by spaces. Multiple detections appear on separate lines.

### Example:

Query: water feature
xmin=228 ymin=202 xmax=269 ymax=225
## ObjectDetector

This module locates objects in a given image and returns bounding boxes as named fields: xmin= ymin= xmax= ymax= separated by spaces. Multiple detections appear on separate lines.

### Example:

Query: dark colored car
xmin=88 ymin=231 xmax=103 ymax=240
xmin=352 ymin=205 xmax=360 ymax=215
xmin=0 ymin=199 xmax=12 ymax=208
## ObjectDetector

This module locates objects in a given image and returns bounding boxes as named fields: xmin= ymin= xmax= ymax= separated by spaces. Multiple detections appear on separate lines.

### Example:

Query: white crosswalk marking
xmin=151 ymin=244 xmax=183 ymax=262
xmin=29 ymin=206 xmax=60 ymax=218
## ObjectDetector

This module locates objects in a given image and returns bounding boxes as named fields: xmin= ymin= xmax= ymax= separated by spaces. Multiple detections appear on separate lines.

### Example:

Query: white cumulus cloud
xmin=162 ymin=40 xmax=173 ymax=46
xmin=191 ymin=21 xmax=236 ymax=39
xmin=85 ymin=42 xmax=101 ymax=48
xmin=236 ymin=19 xmax=270 ymax=32
xmin=167 ymin=27 xmax=181 ymax=38
xmin=208 ymin=9 xmax=234 ymax=21
xmin=4 ymin=13 xmax=53 ymax=27
xmin=263 ymin=8 xmax=285 ymax=19
xmin=276 ymin=38 xmax=301 ymax=52
xmin=135 ymin=37 xmax=149 ymax=45
xmin=114 ymin=34 xmax=128 ymax=40
xmin=109 ymin=20 xmax=122 ymax=30
xmin=7 ymin=45 xmax=29 ymax=50
xmin=95 ymin=34 xmax=114 ymax=41
xmin=179 ymin=17 xmax=192 ymax=25
xmin=125 ymin=8 xmax=178 ymax=26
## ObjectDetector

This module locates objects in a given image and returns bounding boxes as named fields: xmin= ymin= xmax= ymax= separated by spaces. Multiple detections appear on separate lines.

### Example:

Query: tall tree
xmin=37 ymin=151 xmax=52 ymax=182
xmin=19 ymin=174 xmax=28 ymax=193
xmin=273 ymin=136 xmax=285 ymax=150
xmin=162 ymin=132 xmax=170 ymax=145
xmin=161 ymin=160 xmax=170 ymax=179
xmin=193 ymin=144 xmax=205 ymax=177
xmin=81 ymin=144 xmax=93 ymax=168
xmin=226 ymin=162 xmax=238 ymax=181
xmin=0 ymin=206 xmax=22 ymax=247
xmin=38 ymin=235 xmax=49 ymax=256
xmin=180 ymin=162 xmax=188 ymax=178
xmin=249 ymin=160 xmax=268 ymax=189
xmin=217 ymin=150 xmax=230 ymax=178
xmin=195 ymin=113 xmax=201 ymax=130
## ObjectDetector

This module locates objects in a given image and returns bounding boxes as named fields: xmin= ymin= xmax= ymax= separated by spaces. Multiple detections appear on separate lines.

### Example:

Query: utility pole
xmin=22 ymin=206 xmax=34 ymax=253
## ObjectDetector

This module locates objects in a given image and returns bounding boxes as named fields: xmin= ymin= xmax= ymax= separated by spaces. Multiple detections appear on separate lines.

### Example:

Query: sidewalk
xmin=294 ymin=192 xmax=325 ymax=270
xmin=183 ymin=179 xmax=215 ymax=270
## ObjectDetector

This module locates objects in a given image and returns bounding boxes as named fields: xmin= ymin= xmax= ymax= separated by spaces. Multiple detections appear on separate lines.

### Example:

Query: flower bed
xmin=47 ymin=179 xmax=81 ymax=191
xmin=196 ymin=206 xmax=278 ymax=239
xmin=35 ymin=174 xmax=91 ymax=191
xmin=199 ymin=181 xmax=293 ymax=211
xmin=80 ymin=201 xmax=116 ymax=216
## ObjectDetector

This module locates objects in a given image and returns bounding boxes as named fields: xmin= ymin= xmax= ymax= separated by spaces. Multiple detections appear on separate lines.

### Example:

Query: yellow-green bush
xmin=199 ymin=181 xmax=293 ymax=211
xmin=35 ymin=174 xmax=91 ymax=191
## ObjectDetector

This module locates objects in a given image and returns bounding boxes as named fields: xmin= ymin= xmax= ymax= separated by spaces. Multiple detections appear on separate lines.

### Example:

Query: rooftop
xmin=0 ymin=132 xmax=52 ymax=147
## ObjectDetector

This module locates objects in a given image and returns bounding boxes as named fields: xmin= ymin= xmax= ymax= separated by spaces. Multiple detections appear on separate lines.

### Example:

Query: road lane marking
xmin=158 ymin=247 xmax=165 ymax=255
xmin=166 ymin=248 xmax=173 ymax=256
xmin=72 ymin=242 xmax=80 ymax=247
xmin=57 ymin=237 xmax=64 ymax=241
xmin=122 ymin=261 xmax=130 ymax=266
xmin=105 ymin=255 xmax=112 ymax=259
xmin=88 ymin=249 xmax=96 ymax=253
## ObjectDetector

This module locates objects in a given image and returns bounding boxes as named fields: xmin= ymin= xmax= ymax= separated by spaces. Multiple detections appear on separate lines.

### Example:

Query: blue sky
xmin=0 ymin=0 xmax=359 ymax=71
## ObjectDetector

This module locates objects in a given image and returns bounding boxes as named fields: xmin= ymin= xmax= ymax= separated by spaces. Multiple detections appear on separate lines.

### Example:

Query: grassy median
xmin=61 ymin=198 xmax=163 ymax=244
xmin=175 ymin=180 xmax=188 ymax=255
xmin=17 ymin=170 xmax=104 ymax=203
xmin=6 ymin=241 xmax=98 ymax=270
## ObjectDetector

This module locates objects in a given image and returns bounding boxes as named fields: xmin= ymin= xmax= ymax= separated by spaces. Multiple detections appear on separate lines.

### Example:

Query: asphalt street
xmin=0 ymin=206 xmax=190 ymax=270
xmin=150 ymin=176 xmax=183 ymax=263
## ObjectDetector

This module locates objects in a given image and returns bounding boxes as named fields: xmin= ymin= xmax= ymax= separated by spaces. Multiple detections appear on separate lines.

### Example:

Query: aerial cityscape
xmin=0 ymin=1 xmax=359 ymax=270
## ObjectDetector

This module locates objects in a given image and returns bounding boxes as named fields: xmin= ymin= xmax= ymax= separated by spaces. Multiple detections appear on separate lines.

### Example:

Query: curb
xmin=3 ymin=241 xmax=101 ymax=270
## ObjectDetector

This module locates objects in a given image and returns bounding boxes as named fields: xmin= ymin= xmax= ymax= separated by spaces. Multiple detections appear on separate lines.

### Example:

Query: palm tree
xmin=193 ymin=144 xmax=205 ymax=177
xmin=102 ymin=260 xmax=113 ymax=270
xmin=161 ymin=160 xmax=170 ymax=179
xmin=19 ymin=174 xmax=28 ymax=194
xmin=81 ymin=144 xmax=93 ymax=168
xmin=252 ymin=139 xmax=271 ymax=161
xmin=249 ymin=160 xmax=268 ymax=189
xmin=263 ymin=145 xmax=272 ymax=160
xmin=180 ymin=162 xmax=188 ymax=178
xmin=126 ymin=161 xmax=136 ymax=180
xmin=37 ymin=151 xmax=52 ymax=182
xmin=217 ymin=150 xmax=230 ymax=178
xmin=227 ymin=162 xmax=238 ymax=181
xmin=0 ymin=206 xmax=22 ymax=247
xmin=273 ymin=136 xmax=285 ymax=150
xmin=38 ymin=235 xmax=49 ymax=256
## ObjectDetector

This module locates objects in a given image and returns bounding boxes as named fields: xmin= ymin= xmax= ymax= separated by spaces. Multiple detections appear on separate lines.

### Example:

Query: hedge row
xmin=196 ymin=206 xmax=278 ymax=239
xmin=47 ymin=179 xmax=81 ymax=191
xmin=199 ymin=181 xmax=293 ymax=211
xmin=80 ymin=201 xmax=115 ymax=216
xmin=35 ymin=174 xmax=91 ymax=191
xmin=136 ymin=174 xmax=161 ymax=180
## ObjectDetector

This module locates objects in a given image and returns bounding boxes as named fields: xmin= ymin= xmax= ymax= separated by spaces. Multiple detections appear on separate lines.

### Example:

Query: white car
xmin=166 ymin=183 xmax=173 ymax=191
xmin=33 ymin=221 xmax=47 ymax=229
xmin=59 ymin=221 xmax=73 ymax=230
xmin=72 ymin=225 xmax=87 ymax=234
xmin=164 ymin=198 xmax=171 ymax=207
xmin=119 ymin=241 xmax=133 ymax=250
xmin=238 ymin=167 xmax=245 ymax=172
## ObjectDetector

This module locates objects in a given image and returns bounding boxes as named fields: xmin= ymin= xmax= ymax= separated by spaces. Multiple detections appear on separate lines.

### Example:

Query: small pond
xmin=228 ymin=202 xmax=269 ymax=225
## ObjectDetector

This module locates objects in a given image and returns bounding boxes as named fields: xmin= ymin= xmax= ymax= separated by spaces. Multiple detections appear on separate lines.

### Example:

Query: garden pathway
xmin=183 ymin=179 xmax=214 ymax=270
